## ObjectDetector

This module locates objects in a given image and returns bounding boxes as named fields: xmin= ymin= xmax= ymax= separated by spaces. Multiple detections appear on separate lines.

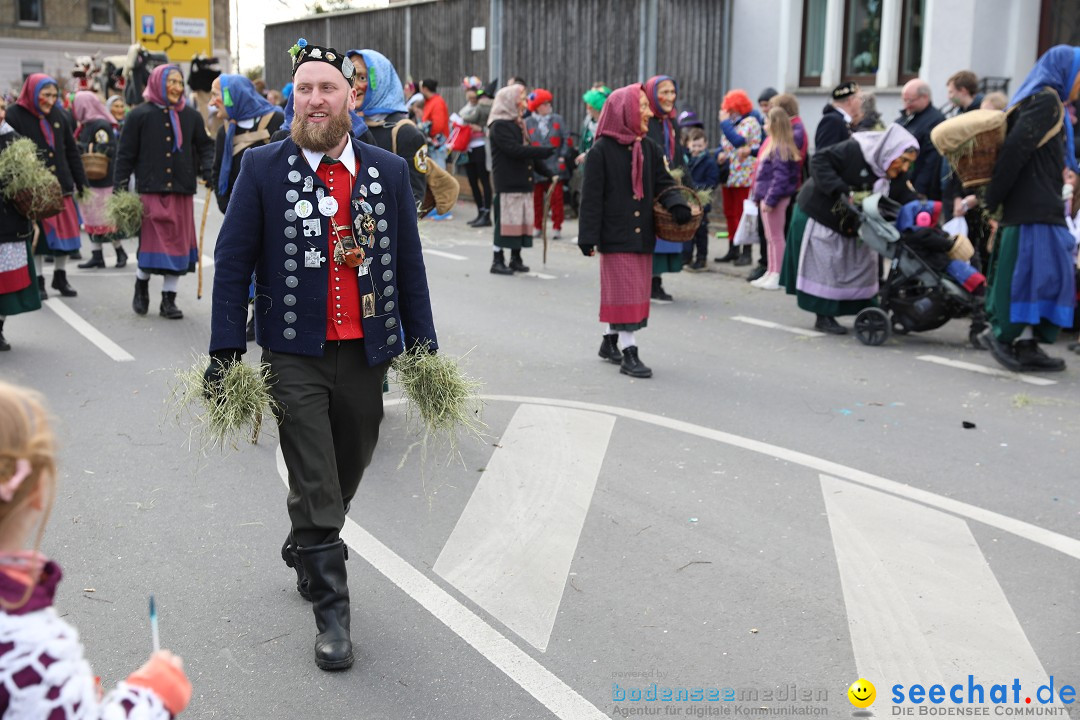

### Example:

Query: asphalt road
xmin=4 ymin=195 xmax=1078 ymax=720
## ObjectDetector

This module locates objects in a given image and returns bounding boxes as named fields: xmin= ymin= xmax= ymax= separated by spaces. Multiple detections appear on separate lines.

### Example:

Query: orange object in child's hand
xmin=127 ymin=650 xmax=192 ymax=716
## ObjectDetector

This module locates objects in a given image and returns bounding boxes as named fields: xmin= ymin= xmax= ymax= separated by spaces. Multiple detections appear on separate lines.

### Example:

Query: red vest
xmin=316 ymin=159 xmax=364 ymax=340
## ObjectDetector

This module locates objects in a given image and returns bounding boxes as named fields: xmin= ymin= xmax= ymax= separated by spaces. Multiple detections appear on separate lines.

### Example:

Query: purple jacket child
xmin=752 ymin=146 xmax=801 ymax=209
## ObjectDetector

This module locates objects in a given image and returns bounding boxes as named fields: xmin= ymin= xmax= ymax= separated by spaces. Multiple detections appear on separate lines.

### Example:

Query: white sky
xmin=232 ymin=0 xmax=388 ymax=73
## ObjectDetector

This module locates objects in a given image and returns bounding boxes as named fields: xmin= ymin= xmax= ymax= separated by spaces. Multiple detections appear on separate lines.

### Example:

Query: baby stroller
xmin=850 ymin=194 xmax=984 ymax=348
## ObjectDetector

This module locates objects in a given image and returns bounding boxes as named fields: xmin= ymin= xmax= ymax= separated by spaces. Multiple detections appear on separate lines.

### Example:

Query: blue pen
xmin=149 ymin=595 xmax=160 ymax=653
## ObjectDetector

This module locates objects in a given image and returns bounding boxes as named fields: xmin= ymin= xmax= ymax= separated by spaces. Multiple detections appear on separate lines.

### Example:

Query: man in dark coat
xmin=815 ymin=82 xmax=862 ymax=151
xmin=896 ymin=79 xmax=946 ymax=200
xmin=206 ymin=40 xmax=437 ymax=672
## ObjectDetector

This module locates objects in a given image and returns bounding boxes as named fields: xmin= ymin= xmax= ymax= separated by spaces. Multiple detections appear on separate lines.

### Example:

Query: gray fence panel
xmin=657 ymin=0 xmax=728 ymax=148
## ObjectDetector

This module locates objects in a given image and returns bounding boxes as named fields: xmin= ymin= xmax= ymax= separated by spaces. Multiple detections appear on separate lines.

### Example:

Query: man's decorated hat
xmin=289 ymin=38 xmax=354 ymax=81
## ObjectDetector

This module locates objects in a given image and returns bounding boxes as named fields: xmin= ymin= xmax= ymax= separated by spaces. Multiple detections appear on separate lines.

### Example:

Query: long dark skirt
xmin=600 ymin=251 xmax=651 ymax=331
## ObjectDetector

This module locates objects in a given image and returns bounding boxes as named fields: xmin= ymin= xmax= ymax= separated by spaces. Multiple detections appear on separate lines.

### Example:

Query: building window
xmin=842 ymin=0 xmax=882 ymax=83
xmin=21 ymin=61 xmax=44 ymax=81
xmin=1039 ymin=0 xmax=1080 ymax=56
xmin=800 ymin=0 xmax=828 ymax=87
xmin=898 ymin=0 xmax=926 ymax=84
xmin=17 ymin=0 xmax=43 ymax=25
xmin=89 ymin=0 xmax=114 ymax=30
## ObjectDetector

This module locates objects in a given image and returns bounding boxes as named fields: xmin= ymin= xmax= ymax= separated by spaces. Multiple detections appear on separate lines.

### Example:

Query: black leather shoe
xmin=733 ymin=250 xmax=752 ymax=267
xmin=78 ymin=250 xmax=106 ymax=269
xmin=814 ymin=315 xmax=847 ymax=335
xmin=1014 ymin=339 xmax=1066 ymax=372
xmin=132 ymin=278 xmax=150 ymax=315
xmin=598 ymin=334 xmax=622 ymax=363
xmin=509 ymin=251 xmax=529 ymax=273
xmin=114 ymin=245 xmax=128 ymax=268
xmin=982 ymin=330 xmax=1021 ymax=372
xmin=281 ymin=534 xmax=311 ymax=601
xmin=619 ymin=346 xmax=653 ymax=378
xmin=713 ymin=249 xmax=738 ymax=263
xmin=650 ymin=277 xmax=673 ymax=301
xmin=299 ymin=540 xmax=354 ymax=671
xmin=37 ymin=276 xmax=48 ymax=301
xmin=159 ymin=291 xmax=183 ymax=319
xmin=51 ymin=270 xmax=77 ymax=297
xmin=490 ymin=259 xmax=514 ymax=275
xmin=746 ymin=264 xmax=767 ymax=282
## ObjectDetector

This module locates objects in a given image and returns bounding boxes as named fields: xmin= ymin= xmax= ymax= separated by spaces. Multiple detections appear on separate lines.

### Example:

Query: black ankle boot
xmin=651 ymin=276 xmax=673 ymax=301
xmin=132 ymin=278 xmax=150 ymax=315
xmin=619 ymin=346 xmax=653 ymax=378
xmin=490 ymin=250 xmax=513 ymax=275
xmin=714 ymin=245 xmax=739 ymax=263
xmin=733 ymin=245 xmax=752 ymax=267
xmin=509 ymin=249 xmax=529 ymax=273
xmin=0 ymin=320 xmax=10 ymax=352
xmin=467 ymin=208 xmax=487 ymax=227
xmin=598 ymin=334 xmax=622 ymax=363
xmin=37 ymin=276 xmax=48 ymax=301
xmin=1014 ymin=339 xmax=1066 ymax=372
xmin=472 ymin=208 xmax=492 ymax=227
xmin=114 ymin=245 xmax=128 ymax=268
xmin=78 ymin=249 xmax=106 ymax=269
xmin=159 ymin=291 xmax=183 ymax=319
xmin=814 ymin=314 xmax=847 ymax=335
xmin=299 ymin=540 xmax=354 ymax=671
xmin=281 ymin=533 xmax=311 ymax=601
xmin=51 ymin=270 xmax=77 ymax=297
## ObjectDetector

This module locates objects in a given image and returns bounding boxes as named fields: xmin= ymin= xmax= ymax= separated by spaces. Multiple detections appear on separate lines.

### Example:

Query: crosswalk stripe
xmin=43 ymin=298 xmax=134 ymax=362
xmin=731 ymin=315 xmax=826 ymax=337
xmin=822 ymin=474 xmax=1063 ymax=708
xmin=423 ymin=249 xmax=468 ymax=261
xmin=434 ymin=403 xmax=615 ymax=652
xmin=917 ymin=355 xmax=1057 ymax=386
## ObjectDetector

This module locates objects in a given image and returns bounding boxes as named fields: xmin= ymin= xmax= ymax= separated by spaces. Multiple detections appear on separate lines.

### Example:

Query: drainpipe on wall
xmin=489 ymin=0 xmax=502 ymax=87
xmin=720 ymin=0 xmax=732 ymax=91
xmin=404 ymin=5 xmax=412 ymax=82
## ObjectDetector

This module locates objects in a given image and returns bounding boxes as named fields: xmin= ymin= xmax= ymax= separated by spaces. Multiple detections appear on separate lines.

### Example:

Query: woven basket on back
xmin=653 ymin=185 xmax=703 ymax=243
xmin=81 ymin=152 xmax=110 ymax=181
xmin=930 ymin=110 xmax=1007 ymax=190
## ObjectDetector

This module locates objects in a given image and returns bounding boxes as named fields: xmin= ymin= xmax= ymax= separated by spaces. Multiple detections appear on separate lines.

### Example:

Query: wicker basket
xmin=952 ymin=127 xmax=1004 ymax=189
xmin=653 ymin=185 xmax=703 ymax=243
xmin=81 ymin=152 xmax=109 ymax=181
xmin=13 ymin=178 xmax=64 ymax=220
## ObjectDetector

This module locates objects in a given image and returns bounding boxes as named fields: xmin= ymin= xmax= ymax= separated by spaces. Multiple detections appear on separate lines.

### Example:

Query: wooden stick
xmin=197 ymin=185 xmax=212 ymax=299
xmin=541 ymin=180 xmax=557 ymax=265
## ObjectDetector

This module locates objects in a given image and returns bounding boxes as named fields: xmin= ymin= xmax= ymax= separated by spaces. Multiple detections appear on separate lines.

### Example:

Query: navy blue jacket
xmin=209 ymin=137 xmax=438 ymax=365
xmin=815 ymin=105 xmax=852 ymax=151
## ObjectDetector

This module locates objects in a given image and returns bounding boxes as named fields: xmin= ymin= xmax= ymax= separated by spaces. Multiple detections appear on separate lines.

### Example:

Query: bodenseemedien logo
xmin=849 ymin=679 xmax=877 ymax=708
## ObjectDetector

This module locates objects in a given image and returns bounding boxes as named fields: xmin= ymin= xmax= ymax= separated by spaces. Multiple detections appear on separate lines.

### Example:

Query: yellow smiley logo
xmin=848 ymin=678 xmax=876 ymax=708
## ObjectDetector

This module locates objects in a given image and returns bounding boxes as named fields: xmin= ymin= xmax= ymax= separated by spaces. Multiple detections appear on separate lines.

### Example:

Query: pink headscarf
xmin=487 ymin=84 xmax=526 ymax=142
xmin=15 ymin=74 xmax=58 ymax=148
xmin=595 ymin=84 xmax=647 ymax=199
xmin=143 ymin=64 xmax=186 ymax=151
xmin=852 ymin=124 xmax=919 ymax=193
xmin=73 ymin=91 xmax=116 ymax=137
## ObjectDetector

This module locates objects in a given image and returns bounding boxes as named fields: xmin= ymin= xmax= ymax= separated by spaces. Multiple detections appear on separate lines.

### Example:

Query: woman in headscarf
xmin=714 ymin=89 xmax=763 ymax=266
xmin=487 ymin=84 xmax=555 ymax=275
xmin=979 ymin=45 xmax=1080 ymax=371
xmin=459 ymin=75 xmax=494 ymax=227
xmin=113 ymin=64 xmax=213 ymax=320
xmin=106 ymin=96 xmax=127 ymax=131
xmin=72 ymin=91 xmax=127 ymax=269
xmin=577 ymin=84 xmax=693 ymax=379
xmin=643 ymin=75 xmax=683 ymax=301
xmin=780 ymin=124 xmax=918 ymax=334
xmin=5 ymin=74 xmax=88 ymax=298
xmin=347 ymin=49 xmax=429 ymax=208
xmin=0 ymin=104 xmax=42 ymax=350
xmin=209 ymin=74 xmax=283 ymax=213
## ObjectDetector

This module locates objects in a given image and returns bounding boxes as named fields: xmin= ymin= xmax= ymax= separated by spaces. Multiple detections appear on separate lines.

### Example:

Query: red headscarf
xmin=143 ymin=64 xmax=186 ymax=151
xmin=73 ymin=91 xmax=116 ymax=138
xmin=595 ymin=84 xmax=648 ymax=200
xmin=15 ymin=74 xmax=59 ymax=148
xmin=722 ymin=90 xmax=753 ymax=117
xmin=644 ymin=75 xmax=678 ymax=161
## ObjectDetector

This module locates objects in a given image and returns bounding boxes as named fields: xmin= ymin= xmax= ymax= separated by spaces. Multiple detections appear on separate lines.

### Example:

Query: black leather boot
xmin=0 ymin=320 xmax=10 ymax=352
xmin=651 ymin=276 xmax=673 ymax=301
xmin=509 ymin=249 xmax=529 ymax=273
xmin=132 ymin=278 xmax=150 ymax=315
xmin=1014 ymin=339 xmax=1066 ymax=372
xmin=77 ymin=249 xmax=106 ymax=269
xmin=281 ymin=533 xmax=311 ymax=601
xmin=598 ymin=334 xmax=622 ymax=363
xmin=299 ymin=540 xmax=354 ymax=671
xmin=471 ymin=208 xmax=492 ymax=227
xmin=490 ymin=250 xmax=513 ymax=275
xmin=159 ymin=291 xmax=183 ymax=319
xmin=114 ymin=245 xmax=128 ymax=268
xmin=51 ymin=270 xmax=77 ymax=297
xmin=619 ymin=346 xmax=652 ymax=378
xmin=37 ymin=276 xmax=48 ymax=301
xmin=733 ymin=244 xmax=753 ymax=266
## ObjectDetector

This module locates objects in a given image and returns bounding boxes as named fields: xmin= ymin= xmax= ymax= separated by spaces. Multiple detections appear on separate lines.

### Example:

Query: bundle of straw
xmin=391 ymin=345 xmax=485 ymax=449
xmin=0 ymin=137 xmax=62 ymax=219
xmin=169 ymin=354 xmax=276 ymax=452
xmin=106 ymin=190 xmax=144 ymax=237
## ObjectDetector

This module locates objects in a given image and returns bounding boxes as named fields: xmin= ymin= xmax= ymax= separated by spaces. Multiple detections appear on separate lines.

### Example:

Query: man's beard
xmin=291 ymin=106 xmax=352 ymax=153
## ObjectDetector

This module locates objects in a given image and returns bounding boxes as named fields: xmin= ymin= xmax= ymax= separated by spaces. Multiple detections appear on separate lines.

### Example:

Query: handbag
xmin=392 ymin=119 xmax=459 ymax=216
xmin=732 ymin=199 xmax=759 ymax=246
xmin=447 ymin=122 xmax=473 ymax=153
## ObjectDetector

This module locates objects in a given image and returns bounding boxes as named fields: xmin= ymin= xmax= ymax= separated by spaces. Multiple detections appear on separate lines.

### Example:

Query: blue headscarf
xmin=350 ymin=49 xmax=408 ymax=116
xmin=218 ymin=74 xmax=282 ymax=196
xmin=1009 ymin=44 xmax=1080 ymax=173
xmin=279 ymin=85 xmax=368 ymax=140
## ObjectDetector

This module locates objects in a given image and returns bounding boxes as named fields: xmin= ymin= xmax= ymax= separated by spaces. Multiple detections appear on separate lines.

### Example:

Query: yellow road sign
xmin=131 ymin=0 xmax=213 ymax=61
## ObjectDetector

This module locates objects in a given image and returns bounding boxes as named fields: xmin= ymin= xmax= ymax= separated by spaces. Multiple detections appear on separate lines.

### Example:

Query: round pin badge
xmin=370 ymin=182 xmax=382 ymax=195
xmin=374 ymin=202 xmax=385 ymax=215
xmin=295 ymin=200 xmax=313 ymax=219
xmin=288 ymin=155 xmax=297 ymax=166
xmin=368 ymin=166 xmax=379 ymax=179
xmin=286 ymin=189 xmax=299 ymax=203
xmin=288 ymin=170 xmax=302 ymax=183
xmin=319 ymin=196 xmax=339 ymax=217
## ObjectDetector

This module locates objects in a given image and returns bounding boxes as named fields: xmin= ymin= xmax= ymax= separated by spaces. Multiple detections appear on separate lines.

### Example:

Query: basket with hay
xmin=930 ymin=110 xmax=1007 ymax=189
xmin=106 ymin=190 xmax=144 ymax=237
xmin=0 ymin=137 xmax=64 ymax=220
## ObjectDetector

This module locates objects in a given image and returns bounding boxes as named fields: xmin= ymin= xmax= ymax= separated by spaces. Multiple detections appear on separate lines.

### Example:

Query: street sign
xmin=131 ymin=0 xmax=213 ymax=61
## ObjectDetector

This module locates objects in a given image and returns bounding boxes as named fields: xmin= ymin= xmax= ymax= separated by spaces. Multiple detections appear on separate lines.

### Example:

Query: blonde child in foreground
xmin=0 ymin=381 xmax=192 ymax=718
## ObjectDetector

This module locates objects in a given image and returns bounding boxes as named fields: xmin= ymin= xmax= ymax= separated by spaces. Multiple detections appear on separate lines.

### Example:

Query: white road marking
xmin=822 ymin=475 xmax=1063 ymax=708
xmin=916 ymin=355 xmax=1058 ymax=386
xmin=434 ymin=404 xmax=615 ymax=652
xmin=423 ymin=249 xmax=468 ymax=261
xmin=477 ymin=395 xmax=1080 ymax=561
xmin=273 ymin=446 xmax=607 ymax=720
xmin=201 ymin=254 xmax=215 ymax=268
xmin=731 ymin=315 xmax=826 ymax=337
xmin=43 ymin=299 xmax=134 ymax=362
xmin=521 ymin=271 xmax=557 ymax=280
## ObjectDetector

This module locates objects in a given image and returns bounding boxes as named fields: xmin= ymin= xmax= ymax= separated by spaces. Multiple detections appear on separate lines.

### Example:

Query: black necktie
xmin=320 ymin=155 xmax=340 ymax=165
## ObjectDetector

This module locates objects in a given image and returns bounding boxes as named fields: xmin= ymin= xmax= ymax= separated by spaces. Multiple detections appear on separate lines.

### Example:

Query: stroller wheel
xmin=854 ymin=307 xmax=891 ymax=346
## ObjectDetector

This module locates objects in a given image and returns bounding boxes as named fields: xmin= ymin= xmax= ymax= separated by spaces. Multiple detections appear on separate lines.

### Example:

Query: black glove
xmin=837 ymin=196 xmax=861 ymax=236
xmin=579 ymin=244 xmax=595 ymax=257
xmin=670 ymin=203 xmax=693 ymax=225
xmin=203 ymin=349 xmax=241 ymax=401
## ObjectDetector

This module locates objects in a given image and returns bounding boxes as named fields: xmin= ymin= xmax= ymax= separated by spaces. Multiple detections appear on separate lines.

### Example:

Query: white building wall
xmin=729 ymin=0 xmax=784 ymax=101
